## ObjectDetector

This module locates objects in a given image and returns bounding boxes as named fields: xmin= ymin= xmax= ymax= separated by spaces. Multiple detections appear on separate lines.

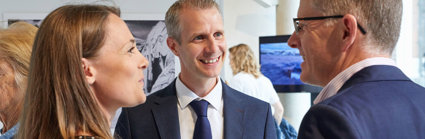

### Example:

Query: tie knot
xmin=190 ymin=100 xmax=209 ymax=117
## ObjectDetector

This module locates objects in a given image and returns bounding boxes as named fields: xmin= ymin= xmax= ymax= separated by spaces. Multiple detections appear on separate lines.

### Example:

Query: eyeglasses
xmin=293 ymin=15 xmax=367 ymax=35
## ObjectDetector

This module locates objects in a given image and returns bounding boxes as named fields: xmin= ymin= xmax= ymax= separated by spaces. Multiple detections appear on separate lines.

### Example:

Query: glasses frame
xmin=293 ymin=15 xmax=367 ymax=35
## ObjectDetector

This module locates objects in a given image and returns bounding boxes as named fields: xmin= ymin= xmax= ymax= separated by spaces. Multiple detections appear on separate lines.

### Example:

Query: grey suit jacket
xmin=115 ymin=79 xmax=277 ymax=139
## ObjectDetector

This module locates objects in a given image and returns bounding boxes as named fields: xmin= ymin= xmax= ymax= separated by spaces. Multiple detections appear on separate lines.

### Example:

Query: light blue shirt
xmin=0 ymin=124 xmax=19 ymax=139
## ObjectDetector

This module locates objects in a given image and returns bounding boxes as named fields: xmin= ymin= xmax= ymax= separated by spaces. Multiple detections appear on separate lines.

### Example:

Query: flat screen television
xmin=259 ymin=35 xmax=321 ymax=92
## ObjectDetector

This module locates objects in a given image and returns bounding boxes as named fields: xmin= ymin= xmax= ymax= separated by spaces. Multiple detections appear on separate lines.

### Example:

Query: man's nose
xmin=288 ymin=32 xmax=298 ymax=48
xmin=205 ymin=37 xmax=220 ymax=53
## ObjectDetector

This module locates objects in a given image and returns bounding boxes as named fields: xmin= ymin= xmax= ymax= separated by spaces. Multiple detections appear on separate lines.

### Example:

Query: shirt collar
xmin=176 ymin=76 xmax=223 ymax=110
xmin=314 ymin=57 xmax=396 ymax=104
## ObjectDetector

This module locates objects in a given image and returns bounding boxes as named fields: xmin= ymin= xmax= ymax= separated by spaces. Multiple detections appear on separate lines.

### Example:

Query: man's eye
xmin=297 ymin=24 xmax=304 ymax=31
xmin=194 ymin=35 xmax=204 ymax=41
xmin=214 ymin=32 xmax=223 ymax=38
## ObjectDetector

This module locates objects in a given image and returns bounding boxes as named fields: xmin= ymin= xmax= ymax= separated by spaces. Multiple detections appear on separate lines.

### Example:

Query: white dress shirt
xmin=314 ymin=57 xmax=397 ymax=104
xmin=176 ymin=76 xmax=224 ymax=139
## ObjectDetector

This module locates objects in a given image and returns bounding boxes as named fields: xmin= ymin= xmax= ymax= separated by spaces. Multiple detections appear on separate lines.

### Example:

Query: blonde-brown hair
xmin=17 ymin=5 xmax=120 ymax=139
xmin=165 ymin=0 xmax=220 ymax=43
xmin=0 ymin=22 xmax=37 ymax=94
xmin=229 ymin=43 xmax=261 ymax=78
xmin=0 ymin=21 xmax=37 ymax=132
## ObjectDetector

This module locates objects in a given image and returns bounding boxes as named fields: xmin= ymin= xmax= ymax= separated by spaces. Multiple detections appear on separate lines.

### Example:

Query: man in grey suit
xmin=115 ymin=0 xmax=277 ymax=138
xmin=288 ymin=0 xmax=425 ymax=138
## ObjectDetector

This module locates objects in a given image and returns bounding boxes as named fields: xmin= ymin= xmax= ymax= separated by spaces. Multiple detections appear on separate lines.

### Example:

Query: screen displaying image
xmin=260 ymin=42 xmax=303 ymax=85
xmin=259 ymin=35 xmax=321 ymax=92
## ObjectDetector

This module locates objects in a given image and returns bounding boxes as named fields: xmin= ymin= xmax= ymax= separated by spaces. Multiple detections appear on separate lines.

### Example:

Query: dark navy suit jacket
xmin=115 ymin=79 xmax=277 ymax=139
xmin=298 ymin=65 xmax=425 ymax=139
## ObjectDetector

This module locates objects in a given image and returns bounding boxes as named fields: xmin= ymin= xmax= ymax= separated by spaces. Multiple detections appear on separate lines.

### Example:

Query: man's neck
xmin=324 ymin=44 xmax=391 ymax=85
xmin=178 ymin=74 xmax=218 ymax=97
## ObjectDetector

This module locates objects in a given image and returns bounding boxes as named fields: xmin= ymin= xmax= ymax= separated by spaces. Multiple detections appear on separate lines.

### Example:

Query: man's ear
xmin=341 ymin=14 xmax=358 ymax=52
xmin=81 ymin=58 xmax=96 ymax=85
xmin=167 ymin=37 xmax=180 ymax=56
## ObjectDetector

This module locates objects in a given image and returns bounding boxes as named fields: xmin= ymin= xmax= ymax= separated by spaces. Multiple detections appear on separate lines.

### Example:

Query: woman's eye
xmin=128 ymin=47 xmax=136 ymax=53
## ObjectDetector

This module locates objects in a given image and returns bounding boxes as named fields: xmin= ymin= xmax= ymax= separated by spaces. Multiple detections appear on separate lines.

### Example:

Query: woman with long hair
xmin=17 ymin=4 xmax=149 ymax=138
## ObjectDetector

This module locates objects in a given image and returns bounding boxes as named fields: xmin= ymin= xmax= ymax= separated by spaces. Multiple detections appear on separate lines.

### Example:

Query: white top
xmin=314 ymin=57 xmax=397 ymax=104
xmin=176 ymin=76 xmax=224 ymax=139
xmin=0 ymin=121 xmax=3 ymax=136
xmin=228 ymin=72 xmax=280 ymax=114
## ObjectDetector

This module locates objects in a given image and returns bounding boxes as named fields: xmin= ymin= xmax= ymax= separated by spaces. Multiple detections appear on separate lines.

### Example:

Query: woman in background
xmin=17 ymin=4 xmax=148 ymax=138
xmin=0 ymin=22 xmax=37 ymax=139
xmin=228 ymin=43 xmax=284 ymax=124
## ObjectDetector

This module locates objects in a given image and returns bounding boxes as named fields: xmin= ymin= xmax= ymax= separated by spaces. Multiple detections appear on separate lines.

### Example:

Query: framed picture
xmin=123 ymin=14 xmax=177 ymax=95
xmin=3 ymin=13 xmax=178 ymax=95
xmin=3 ymin=13 xmax=47 ymax=28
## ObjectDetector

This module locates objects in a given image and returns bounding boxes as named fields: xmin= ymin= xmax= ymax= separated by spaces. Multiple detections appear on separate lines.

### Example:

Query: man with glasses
xmin=288 ymin=0 xmax=425 ymax=138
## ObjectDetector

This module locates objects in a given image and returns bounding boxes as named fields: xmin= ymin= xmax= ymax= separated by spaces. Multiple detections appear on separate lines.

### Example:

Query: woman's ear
xmin=81 ymin=58 xmax=96 ymax=85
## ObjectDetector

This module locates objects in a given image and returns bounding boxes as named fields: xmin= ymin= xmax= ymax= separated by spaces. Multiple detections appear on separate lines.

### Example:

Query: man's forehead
xmin=298 ymin=0 xmax=321 ymax=17
xmin=179 ymin=7 xmax=223 ymax=26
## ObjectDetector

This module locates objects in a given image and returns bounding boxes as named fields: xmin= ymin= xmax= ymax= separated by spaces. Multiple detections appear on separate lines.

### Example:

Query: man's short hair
xmin=312 ymin=0 xmax=402 ymax=54
xmin=165 ymin=0 xmax=221 ymax=44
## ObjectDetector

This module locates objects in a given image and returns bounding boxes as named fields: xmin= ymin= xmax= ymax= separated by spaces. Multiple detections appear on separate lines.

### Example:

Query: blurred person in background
xmin=228 ymin=44 xmax=297 ymax=139
xmin=228 ymin=43 xmax=284 ymax=125
xmin=0 ymin=21 xmax=37 ymax=139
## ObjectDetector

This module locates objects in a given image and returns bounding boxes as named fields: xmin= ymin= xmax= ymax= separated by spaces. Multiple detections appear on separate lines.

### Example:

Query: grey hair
xmin=312 ymin=0 xmax=402 ymax=55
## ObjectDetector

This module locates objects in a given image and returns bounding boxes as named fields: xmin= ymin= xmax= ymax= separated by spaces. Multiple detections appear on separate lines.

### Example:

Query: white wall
xmin=222 ymin=0 xmax=276 ymax=81
xmin=395 ymin=0 xmax=415 ymax=77
xmin=0 ymin=0 xmax=175 ymax=28
xmin=395 ymin=0 xmax=425 ymax=86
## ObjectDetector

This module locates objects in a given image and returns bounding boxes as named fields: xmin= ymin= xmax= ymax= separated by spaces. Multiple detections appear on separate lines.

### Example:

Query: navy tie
xmin=190 ymin=100 xmax=212 ymax=139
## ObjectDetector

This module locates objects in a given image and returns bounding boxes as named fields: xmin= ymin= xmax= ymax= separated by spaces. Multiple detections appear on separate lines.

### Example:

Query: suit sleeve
xmin=114 ymin=108 xmax=131 ymax=139
xmin=298 ymin=104 xmax=358 ymax=139
xmin=265 ymin=104 xmax=278 ymax=139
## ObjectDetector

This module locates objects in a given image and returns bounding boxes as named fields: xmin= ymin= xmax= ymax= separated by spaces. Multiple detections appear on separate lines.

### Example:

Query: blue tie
xmin=190 ymin=100 xmax=212 ymax=139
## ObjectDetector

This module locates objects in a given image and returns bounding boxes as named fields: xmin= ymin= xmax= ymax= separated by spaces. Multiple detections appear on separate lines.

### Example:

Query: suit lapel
xmin=222 ymin=81 xmax=245 ymax=139
xmin=151 ymin=80 xmax=181 ymax=139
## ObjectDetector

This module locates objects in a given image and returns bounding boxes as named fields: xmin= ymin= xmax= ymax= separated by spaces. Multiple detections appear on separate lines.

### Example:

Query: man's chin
xmin=300 ymin=73 xmax=310 ymax=84
xmin=202 ymin=70 xmax=221 ymax=79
